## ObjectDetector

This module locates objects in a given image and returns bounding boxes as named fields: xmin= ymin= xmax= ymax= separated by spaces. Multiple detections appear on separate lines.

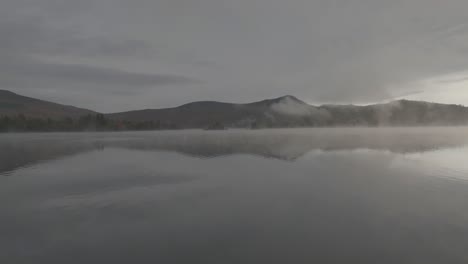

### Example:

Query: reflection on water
xmin=2 ymin=127 xmax=468 ymax=174
xmin=1 ymin=128 xmax=468 ymax=263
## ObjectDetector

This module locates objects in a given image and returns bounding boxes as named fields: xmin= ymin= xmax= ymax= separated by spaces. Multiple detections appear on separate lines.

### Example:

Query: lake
xmin=2 ymin=128 xmax=468 ymax=263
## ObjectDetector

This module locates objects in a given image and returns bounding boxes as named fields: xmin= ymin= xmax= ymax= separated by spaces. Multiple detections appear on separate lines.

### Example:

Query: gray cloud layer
xmin=2 ymin=0 xmax=468 ymax=112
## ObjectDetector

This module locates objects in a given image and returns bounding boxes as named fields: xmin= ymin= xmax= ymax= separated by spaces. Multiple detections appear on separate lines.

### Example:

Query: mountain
xmin=321 ymin=100 xmax=468 ymax=126
xmin=0 ymin=90 xmax=96 ymax=119
xmin=2 ymin=89 xmax=468 ymax=129
xmin=108 ymin=95 xmax=330 ymax=128
xmin=108 ymin=96 xmax=468 ymax=128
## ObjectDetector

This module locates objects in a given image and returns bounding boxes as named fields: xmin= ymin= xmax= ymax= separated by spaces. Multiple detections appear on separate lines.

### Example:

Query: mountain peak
xmin=249 ymin=95 xmax=307 ymax=106
xmin=275 ymin=95 xmax=302 ymax=102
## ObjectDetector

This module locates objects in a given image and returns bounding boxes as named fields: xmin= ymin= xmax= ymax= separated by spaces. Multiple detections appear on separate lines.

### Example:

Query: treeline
xmin=0 ymin=114 xmax=180 ymax=132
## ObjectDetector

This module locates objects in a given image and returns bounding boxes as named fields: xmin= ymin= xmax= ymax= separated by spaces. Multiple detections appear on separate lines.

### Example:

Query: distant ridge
xmin=108 ymin=95 xmax=320 ymax=128
xmin=108 ymin=94 xmax=468 ymax=128
xmin=0 ymin=90 xmax=96 ymax=119
xmin=2 ymin=89 xmax=468 ymax=129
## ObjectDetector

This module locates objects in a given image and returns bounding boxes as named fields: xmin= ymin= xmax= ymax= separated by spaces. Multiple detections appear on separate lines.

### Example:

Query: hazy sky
xmin=3 ymin=0 xmax=468 ymax=112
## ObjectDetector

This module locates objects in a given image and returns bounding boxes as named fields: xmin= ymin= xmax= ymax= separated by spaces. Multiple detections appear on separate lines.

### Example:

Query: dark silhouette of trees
xmin=205 ymin=121 xmax=225 ymax=130
xmin=0 ymin=114 xmax=179 ymax=132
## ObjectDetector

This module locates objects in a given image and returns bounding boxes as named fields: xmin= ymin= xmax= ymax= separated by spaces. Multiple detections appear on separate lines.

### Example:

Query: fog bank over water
xmin=2 ymin=127 xmax=468 ymax=174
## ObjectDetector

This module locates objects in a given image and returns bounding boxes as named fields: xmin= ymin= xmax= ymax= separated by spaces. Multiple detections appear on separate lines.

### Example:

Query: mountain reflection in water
xmin=1 ymin=127 xmax=468 ymax=175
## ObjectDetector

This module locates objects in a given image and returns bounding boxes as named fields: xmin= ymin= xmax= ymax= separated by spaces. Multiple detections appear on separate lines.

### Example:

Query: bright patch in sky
xmin=399 ymin=73 xmax=468 ymax=106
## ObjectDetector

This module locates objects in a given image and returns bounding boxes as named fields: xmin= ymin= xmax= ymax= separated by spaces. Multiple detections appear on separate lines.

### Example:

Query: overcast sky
xmin=3 ymin=0 xmax=468 ymax=112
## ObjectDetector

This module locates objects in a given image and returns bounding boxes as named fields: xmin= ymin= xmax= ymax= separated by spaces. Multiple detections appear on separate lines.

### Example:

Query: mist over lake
xmin=2 ymin=128 xmax=468 ymax=263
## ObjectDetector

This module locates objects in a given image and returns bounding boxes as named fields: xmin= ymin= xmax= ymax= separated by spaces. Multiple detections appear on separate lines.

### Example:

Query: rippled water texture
xmin=2 ymin=128 xmax=468 ymax=263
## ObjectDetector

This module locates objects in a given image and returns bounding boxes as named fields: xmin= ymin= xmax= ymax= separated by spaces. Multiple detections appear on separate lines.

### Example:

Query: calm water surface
xmin=2 ymin=128 xmax=468 ymax=263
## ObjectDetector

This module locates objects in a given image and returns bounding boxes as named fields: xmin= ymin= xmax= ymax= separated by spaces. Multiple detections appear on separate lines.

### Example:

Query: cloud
xmin=1 ymin=60 xmax=196 ymax=89
xmin=2 ymin=0 xmax=468 ymax=111
xmin=0 ymin=3 xmax=197 ymax=111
